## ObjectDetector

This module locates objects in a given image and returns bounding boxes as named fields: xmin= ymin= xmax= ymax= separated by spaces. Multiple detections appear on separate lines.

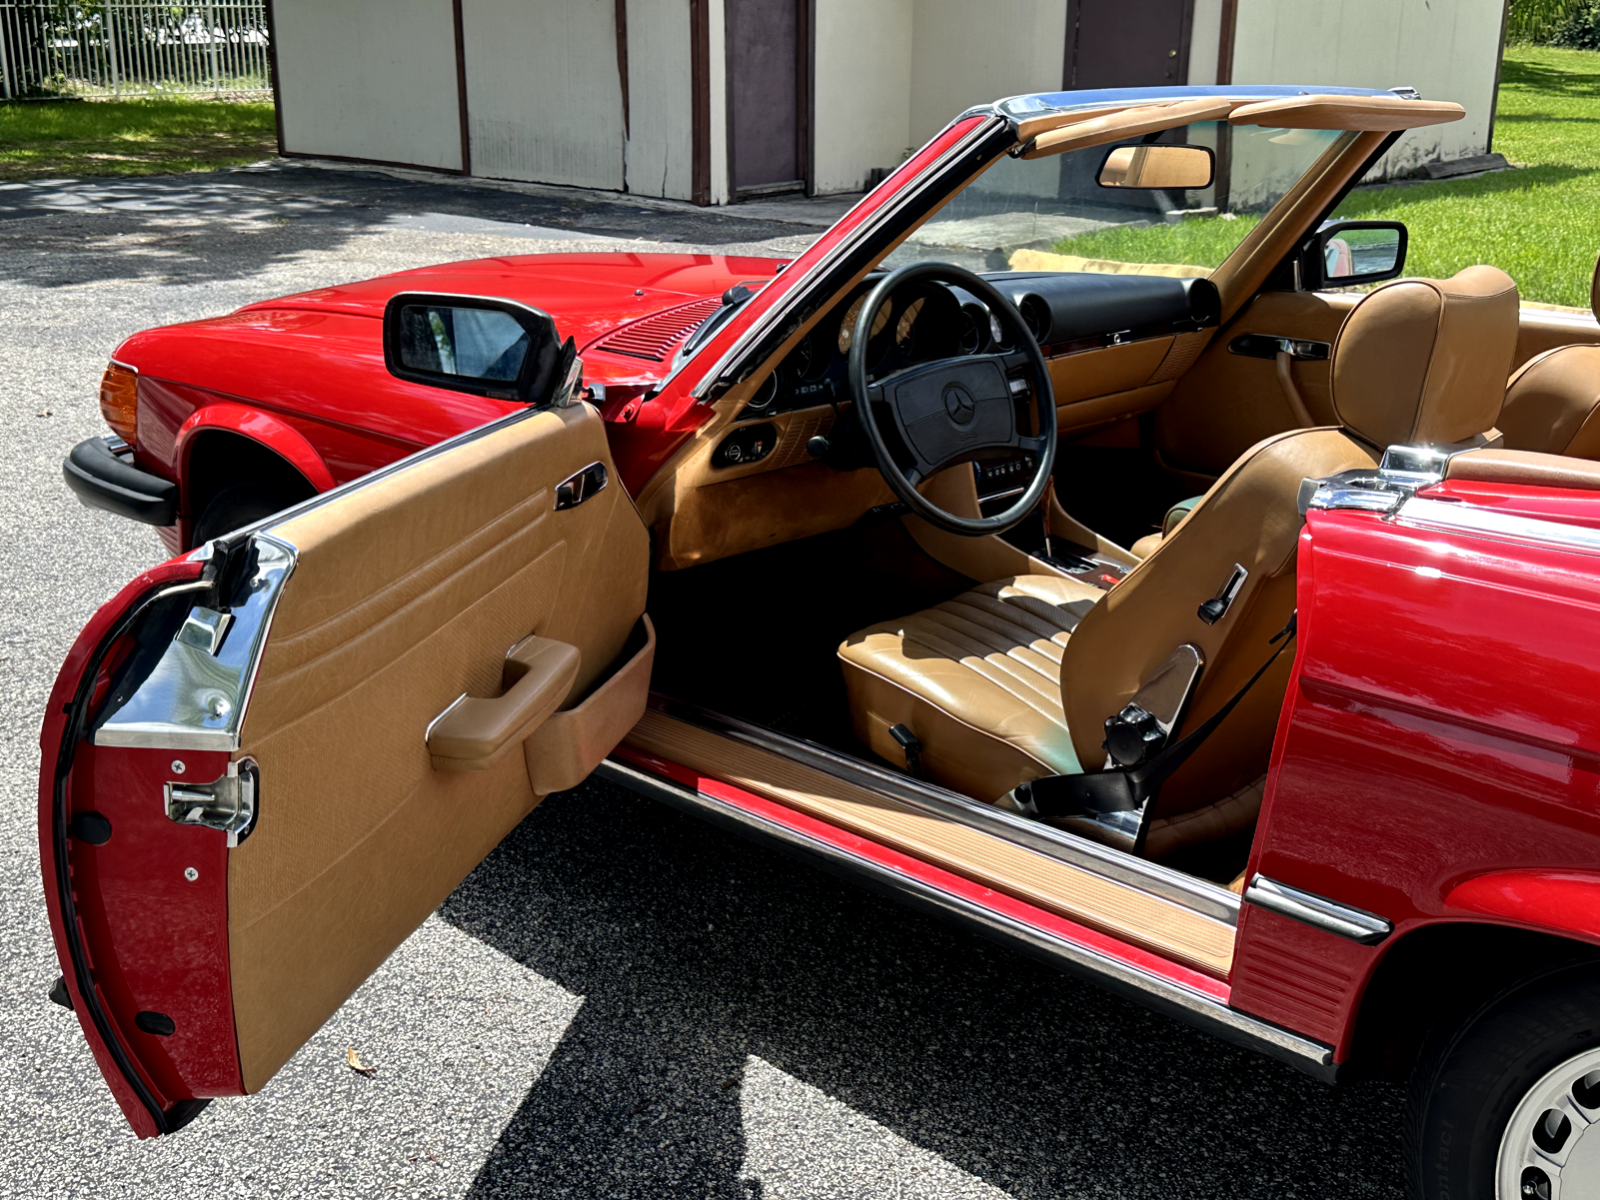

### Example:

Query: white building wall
xmin=624 ymin=0 xmax=695 ymax=200
xmin=273 ymin=0 xmax=463 ymax=172
xmin=811 ymin=0 xmax=914 ymax=195
xmin=1230 ymin=0 xmax=1505 ymax=174
xmin=1187 ymin=0 xmax=1225 ymax=85
xmin=907 ymin=0 xmax=1068 ymax=147
xmin=709 ymin=0 xmax=730 ymax=204
xmin=462 ymin=0 xmax=625 ymax=191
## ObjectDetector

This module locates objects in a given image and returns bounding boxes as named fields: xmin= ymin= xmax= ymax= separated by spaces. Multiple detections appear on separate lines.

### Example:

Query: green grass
xmin=0 ymin=98 xmax=276 ymax=181
xmin=1052 ymin=45 xmax=1600 ymax=307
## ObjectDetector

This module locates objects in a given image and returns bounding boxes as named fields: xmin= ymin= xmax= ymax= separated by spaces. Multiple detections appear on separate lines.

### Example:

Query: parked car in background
xmin=44 ymin=85 xmax=1600 ymax=1200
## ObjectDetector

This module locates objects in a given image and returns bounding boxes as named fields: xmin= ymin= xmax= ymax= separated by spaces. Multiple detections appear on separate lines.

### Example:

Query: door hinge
xmin=165 ymin=757 xmax=258 ymax=847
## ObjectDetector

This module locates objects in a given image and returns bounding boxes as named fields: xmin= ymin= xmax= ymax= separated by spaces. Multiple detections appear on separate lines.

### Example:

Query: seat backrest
xmin=1058 ymin=266 xmax=1520 ymax=816
xmin=1500 ymin=252 xmax=1600 ymax=458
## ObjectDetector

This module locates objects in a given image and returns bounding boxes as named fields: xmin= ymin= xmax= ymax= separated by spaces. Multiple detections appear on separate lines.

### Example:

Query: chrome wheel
xmin=1499 ymin=1047 xmax=1600 ymax=1200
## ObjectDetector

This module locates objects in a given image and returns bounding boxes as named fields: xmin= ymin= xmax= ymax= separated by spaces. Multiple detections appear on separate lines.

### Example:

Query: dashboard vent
xmin=594 ymin=298 xmax=724 ymax=361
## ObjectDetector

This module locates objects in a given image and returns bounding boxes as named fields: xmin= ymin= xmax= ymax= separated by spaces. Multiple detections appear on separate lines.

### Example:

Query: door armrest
xmin=427 ymin=638 xmax=580 ymax=771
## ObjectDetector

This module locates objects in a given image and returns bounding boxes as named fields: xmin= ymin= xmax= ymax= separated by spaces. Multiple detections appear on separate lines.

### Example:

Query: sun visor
xmin=1230 ymin=94 xmax=1465 ymax=131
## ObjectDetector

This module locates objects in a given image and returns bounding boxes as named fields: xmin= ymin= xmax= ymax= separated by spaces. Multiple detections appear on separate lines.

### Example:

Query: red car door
xmin=39 ymin=402 xmax=653 ymax=1136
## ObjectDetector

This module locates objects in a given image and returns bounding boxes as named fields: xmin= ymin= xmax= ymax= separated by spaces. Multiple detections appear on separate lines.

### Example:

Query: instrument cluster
xmin=737 ymin=276 xmax=1010 ymax=422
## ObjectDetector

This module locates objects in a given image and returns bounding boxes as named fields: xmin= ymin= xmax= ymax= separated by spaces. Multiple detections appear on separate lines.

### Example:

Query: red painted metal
xmin=1232 ymin=492 xmax=1600 ymax=1057
xmin=38 ymin=556 xmax=245 ymax=1136
xmin=96 ymin=116 xmax=989 ymax=546
xmin=594 ymin=296 xmax=726 ymax=361
xmin=1446 ymin=869 xmax=1600 ymax=941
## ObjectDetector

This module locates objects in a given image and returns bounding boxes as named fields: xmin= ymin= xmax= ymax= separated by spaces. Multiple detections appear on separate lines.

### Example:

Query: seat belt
xmin=1011 ymin=612 xmax=1298 ymax=822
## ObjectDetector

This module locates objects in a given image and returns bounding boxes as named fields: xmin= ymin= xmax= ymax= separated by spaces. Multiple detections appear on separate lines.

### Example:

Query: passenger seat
xmin=1500 ymin=253 xmax=1600 ymax=457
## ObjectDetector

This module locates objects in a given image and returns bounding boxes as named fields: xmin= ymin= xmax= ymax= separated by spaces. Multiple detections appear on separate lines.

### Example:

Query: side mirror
xmin=1302 ymin=220 xmax=1408 ymax=290
xmin=1097 ymin=144 xmax=1215 ymax=190
xmin=382 ymin=292 xmax=577 ymax=405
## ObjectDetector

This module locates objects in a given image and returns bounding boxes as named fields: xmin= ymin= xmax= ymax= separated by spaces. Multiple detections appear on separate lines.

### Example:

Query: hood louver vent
xmin=594 ymin=298 xmax=724 ymax=361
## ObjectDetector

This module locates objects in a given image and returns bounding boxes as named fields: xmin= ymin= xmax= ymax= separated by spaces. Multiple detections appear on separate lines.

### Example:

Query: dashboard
xmin=732 ymin=269 xmax=1221 ymax=427
xmin=711 ymin=269 xmax=1221 ymax=470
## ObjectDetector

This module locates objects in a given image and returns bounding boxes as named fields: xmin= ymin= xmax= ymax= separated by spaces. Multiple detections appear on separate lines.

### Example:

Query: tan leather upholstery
xmin=840 ymin=268 xmax=1519 ymax=848
xmin=1130 ymin=496 xmax=1200 ymax=560
xmin=1330 ymin=265 xmax=1521 ymax=449
xmin=230 ymin=404 xmax=649 ymax=1092
xmin=840 ymin=576 xmax=1103 ymax=800
xmin=1499 ymin=255 xmax=1600 ymax=460
xmin=1446 ymin=446 xmax=1600 ymax=491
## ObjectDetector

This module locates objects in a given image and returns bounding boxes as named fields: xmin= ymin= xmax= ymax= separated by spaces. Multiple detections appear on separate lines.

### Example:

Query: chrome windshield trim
xmin=599 ymin=757 xmax=1333 ymax=1079
xmin=92 ymin=537 xmax=298 ymax=752
xmin=1397 ymin=495 xmax=1600 ymax=556
xmin=651 ymin=696 xmax=1241 ymax=927
xmin=1243 ymin=876 xmax=1391 ymax=945
xmin=685 ymin=115 xmax=1010 ymax=400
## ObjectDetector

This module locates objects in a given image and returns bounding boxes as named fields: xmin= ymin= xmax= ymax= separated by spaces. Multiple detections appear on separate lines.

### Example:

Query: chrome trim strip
xmin=93 ymin=539 xmax=297 ymax=752
xmin=652 ymin=697 xmax=1241 ymax=927
xmin=424 ymin=693 xmax=468 ymax=745
xmin=1398 ymin=495 xmax=1600 ymax=556
xmin=686 ymin=116 xmax=1009 ymax=399
xmin=1243 ymin=876 xmax=1391 ymax=945
xmin=597 ymin=757 xmax=1334 ymax=1079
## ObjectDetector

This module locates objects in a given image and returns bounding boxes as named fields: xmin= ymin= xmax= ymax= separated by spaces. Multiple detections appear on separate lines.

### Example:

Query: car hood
xmin=237 ymin=251 xmax=788 ymax=384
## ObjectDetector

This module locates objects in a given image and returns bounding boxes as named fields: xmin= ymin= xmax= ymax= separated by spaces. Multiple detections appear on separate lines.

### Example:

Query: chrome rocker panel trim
xmin=1243 ymin=876 xmax=1392 ymax=946
xmin=654 ymin=696 xmax=1241 ymax=927
xmin=597 ymin=757 xmax=1337 ymax=1081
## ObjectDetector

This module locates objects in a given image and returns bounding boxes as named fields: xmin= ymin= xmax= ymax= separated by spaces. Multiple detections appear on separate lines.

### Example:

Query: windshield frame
xmin=681 ymin=85 xmax=1402 ymax=403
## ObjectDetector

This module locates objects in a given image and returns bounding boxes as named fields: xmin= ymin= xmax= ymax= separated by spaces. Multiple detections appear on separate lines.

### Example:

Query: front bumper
xmin=63 ymin=437 xmax=178 ymax=526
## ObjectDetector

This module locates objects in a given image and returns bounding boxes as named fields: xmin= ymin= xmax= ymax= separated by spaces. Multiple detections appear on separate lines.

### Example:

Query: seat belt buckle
xmin=888 ymin=723 xmax=923 ymax=778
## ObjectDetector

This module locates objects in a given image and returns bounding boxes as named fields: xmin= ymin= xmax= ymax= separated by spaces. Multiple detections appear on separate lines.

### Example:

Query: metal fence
xmin=0 ymin=1 xmax=271 ymax=101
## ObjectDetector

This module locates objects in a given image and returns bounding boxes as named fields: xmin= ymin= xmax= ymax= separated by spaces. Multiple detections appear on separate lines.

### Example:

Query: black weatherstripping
xmin=63 ymin=437 xmax=178 ymax=526
xmin=48 ymin=575 xmax=217 ymax=1136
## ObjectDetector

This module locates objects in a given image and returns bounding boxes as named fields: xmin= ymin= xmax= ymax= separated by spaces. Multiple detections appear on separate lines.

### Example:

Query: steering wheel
xmin=848 ymin=262 xmax=1057 ymax=537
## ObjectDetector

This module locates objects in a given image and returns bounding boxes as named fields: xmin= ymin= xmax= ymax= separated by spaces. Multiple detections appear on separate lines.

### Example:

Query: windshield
xmin=884 ymin=121 xmax=1351 ymax=279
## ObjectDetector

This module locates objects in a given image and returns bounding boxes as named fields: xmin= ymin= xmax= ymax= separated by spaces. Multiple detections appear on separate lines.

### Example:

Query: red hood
xmin=235 ymin=251 xmax=787 ymax=386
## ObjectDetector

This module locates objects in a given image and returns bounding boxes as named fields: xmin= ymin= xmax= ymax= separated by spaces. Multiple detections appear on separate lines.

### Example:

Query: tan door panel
xmin=1155 ymin=291 xmax=1359 ymax=476
xmin=226 ymin=403 xmax=649 ymax=1093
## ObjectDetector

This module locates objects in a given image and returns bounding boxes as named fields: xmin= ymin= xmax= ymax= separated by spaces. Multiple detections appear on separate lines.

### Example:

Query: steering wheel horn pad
xmin=880 ymin=357 xmax=1015 ymax=479
xmin=849 ymin=261 xmax=1058 ymax=537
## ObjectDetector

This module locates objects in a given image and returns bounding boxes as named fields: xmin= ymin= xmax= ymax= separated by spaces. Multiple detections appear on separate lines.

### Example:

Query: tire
xmin=1404 ymin=969 xmax=1600 ymax=1200
xmin=190 ymin=483 xmax=297 ymax=546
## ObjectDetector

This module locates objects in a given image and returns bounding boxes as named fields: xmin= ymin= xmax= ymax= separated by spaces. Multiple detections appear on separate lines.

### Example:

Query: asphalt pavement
xmin=0 ymin=161 xmax=1404 ymax=1198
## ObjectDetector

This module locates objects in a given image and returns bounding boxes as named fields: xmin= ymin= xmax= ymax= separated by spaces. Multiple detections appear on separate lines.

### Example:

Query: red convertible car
xmin=43 ymin=85 xmax=1600 ymax=1199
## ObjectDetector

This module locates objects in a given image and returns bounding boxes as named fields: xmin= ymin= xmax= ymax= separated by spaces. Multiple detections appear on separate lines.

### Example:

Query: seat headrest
xmin=1331 ymin=265 xmax=1520 ymax=449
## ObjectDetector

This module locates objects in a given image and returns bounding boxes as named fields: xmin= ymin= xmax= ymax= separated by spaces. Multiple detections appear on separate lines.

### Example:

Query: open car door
xmin=38 ymin=400 xmax=651 ymax=1136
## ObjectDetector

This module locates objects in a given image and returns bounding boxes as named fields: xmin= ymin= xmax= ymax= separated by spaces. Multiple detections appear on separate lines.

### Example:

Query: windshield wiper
xmin=680 ymin=284 xmax=758 ymax=359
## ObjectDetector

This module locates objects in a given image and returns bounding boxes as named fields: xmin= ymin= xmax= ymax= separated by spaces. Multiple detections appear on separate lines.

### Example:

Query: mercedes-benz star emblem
xmin=943 ymin=384 xmax=977 ymax=426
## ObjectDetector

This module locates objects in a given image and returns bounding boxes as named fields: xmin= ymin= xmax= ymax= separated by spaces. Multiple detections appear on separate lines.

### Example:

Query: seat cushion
xmin=838 ymin=575 xmax=1104 ymax=800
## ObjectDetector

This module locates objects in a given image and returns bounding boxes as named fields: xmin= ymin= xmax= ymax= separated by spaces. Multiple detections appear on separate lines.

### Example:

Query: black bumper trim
xmin=63 ymin=437 xmax=178 ymax=526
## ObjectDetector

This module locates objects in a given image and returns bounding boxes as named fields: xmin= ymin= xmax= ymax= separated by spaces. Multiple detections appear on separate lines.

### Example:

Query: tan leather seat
xmin=840 ymin=266 xmax=1520 ymax=843
xmin=1500 ymin=254 xmax=1600 ymax=458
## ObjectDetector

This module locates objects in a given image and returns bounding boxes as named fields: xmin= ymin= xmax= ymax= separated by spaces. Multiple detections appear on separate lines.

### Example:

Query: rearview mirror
xmin=1097 ymin=144 xmax=1215 ymax=190
xmin=382 ymin=293 xmax=577 ymax=405
xmin=1304 ymin=220 xmax=1408 ymax=290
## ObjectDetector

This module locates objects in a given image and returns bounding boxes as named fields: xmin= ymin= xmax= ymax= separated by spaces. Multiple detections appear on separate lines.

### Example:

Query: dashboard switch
xmin=713 ymin=423 xmax=778 ymax=469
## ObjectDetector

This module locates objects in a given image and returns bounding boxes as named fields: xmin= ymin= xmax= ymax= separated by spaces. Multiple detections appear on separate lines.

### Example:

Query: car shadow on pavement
xmin=439 ymin=778 xmax=1406 ymax=1199
xmin=0 ymin=166 xmax=826 ymax=290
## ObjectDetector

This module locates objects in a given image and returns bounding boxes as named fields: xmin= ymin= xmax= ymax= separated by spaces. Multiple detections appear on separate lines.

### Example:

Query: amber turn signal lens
xmin=99 ymin=363 xmax=139 ymax=447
